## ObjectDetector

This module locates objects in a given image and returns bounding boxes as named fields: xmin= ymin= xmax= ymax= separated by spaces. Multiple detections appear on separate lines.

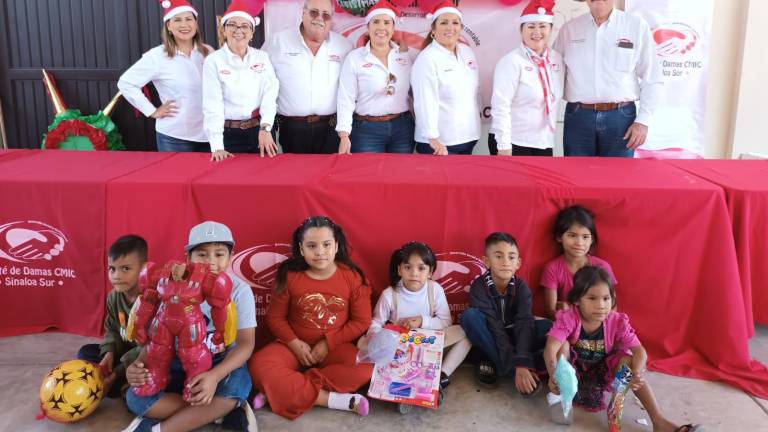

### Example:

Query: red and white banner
xmin=264 ymin=0 xmax=587 ymax=123
xmin=627 ymin=0 xmax=713 ymax=156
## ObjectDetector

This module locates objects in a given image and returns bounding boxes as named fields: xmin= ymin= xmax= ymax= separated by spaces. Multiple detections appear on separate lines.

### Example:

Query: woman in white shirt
xmin=411 ymin=2 xmax=480 ymax=156
xmin=490 ymin=0 xmax=563 ymax=156
xmin=117 ymin=0 xmax=210 ymax=153
xmin=202 ymin=1 xmax=279 ymax=162
xmin=336 ymin=1 xmax=415 ymax=154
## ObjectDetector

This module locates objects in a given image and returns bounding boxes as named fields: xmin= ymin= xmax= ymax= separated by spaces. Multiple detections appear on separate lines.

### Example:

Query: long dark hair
xmin=274 ymin=216 xmax=365 ymax=294
xmin=388 ymin=241 xmax=437 ymax=288
xmin=554 ymin=204 xmax=599 ymax=253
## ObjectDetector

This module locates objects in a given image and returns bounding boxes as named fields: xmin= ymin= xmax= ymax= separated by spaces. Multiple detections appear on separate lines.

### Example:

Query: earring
xmin=430 ymin=33 xmax=435 ymax=39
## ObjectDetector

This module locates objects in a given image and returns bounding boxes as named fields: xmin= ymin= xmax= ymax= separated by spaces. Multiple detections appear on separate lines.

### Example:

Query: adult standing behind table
xmin=264 ymin=0 xmax=353 ymax=154
xmin=490 ymin=0 xmax=563 ymax=156
xmin=336 ymin=0 xmax=416 ymax=154
xmin=202 ymin=0 xmax=279 ymax=162
xmin=118 ymin=0 xmax=211 ymax=153
xmin=554 ymin=0 xmax=662 ymax=157
xmin=411 ymin=1 xmax=480 ymax=156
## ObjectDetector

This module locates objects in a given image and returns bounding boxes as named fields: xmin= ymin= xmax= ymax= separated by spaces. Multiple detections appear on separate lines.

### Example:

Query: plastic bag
xmin=356 ymin=327 xmax=401 ymax=365
xmin=554 ymin=355 xmax=578 ymax=418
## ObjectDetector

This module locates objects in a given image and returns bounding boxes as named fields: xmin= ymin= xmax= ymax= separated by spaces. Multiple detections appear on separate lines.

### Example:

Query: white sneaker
xmin=243 ymin=403 xmax=258 ymax=432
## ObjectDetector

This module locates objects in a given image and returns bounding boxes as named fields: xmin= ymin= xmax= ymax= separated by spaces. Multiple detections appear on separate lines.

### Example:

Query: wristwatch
xmin=260 ymin=124 xmax=272 ymax=132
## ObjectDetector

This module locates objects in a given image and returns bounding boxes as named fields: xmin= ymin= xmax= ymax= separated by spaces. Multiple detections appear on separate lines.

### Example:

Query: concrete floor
xmin=1 ymin=327 xmax=767 ymax=432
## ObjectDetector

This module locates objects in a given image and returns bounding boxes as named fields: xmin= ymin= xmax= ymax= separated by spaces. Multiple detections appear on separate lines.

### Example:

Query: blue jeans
xmin=77 ymin=344 xmax=124 ymax=398
xmin=223 ymin=127 xmax=259 ymax=154
xmin=126 ymin=353 xmax=252 ymax=416
xmin=350 ymin=112 xmax=415 ymax=153
xmin=563 ymin=102 xmax=636 ymax=157
xmin=415 ymin=140 xmax=477 ymax=155
xmin=155 ymin=132 xmax=208 ymax=153
xmin=460 ymin=307 xmax=552 ymax=377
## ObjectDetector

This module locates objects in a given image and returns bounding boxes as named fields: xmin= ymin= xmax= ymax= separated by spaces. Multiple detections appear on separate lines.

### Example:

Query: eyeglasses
xmin=305 ymin=8 xmax=333 ymax=21
xmin=385 ymin=73 xmax=397 ymax=96
xmin=224 ymin=23 xmax=253 ymax=33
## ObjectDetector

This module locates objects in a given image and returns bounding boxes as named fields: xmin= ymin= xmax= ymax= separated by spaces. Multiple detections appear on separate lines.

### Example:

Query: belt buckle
xmin=307 ymin=115 xmax=319 ymax=123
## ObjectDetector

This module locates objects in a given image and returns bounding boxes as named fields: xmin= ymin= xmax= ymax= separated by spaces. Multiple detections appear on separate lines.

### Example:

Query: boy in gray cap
xmin=123 ymin=221 xmax=257 ymax=432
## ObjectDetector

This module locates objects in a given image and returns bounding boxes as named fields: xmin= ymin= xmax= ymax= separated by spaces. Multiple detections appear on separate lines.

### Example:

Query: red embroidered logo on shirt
xmin=250 ymin=63 xmax=264 ymax=71
xmin=395 ymin=57 xmax=409 ymax=66
xmin=362 ymin=63 xmax=373 ymax=68
xmin=329 ymin=54 xmax=341 ymax=62
xmin=467 ymin=60 xmax=477 ymax=70
xmin=220 ymin=69 xmax=231 ymax=75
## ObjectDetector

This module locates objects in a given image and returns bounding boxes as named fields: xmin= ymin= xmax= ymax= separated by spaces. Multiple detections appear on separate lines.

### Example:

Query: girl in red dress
xmin=248 ymin=216 xmax=373 ymax=419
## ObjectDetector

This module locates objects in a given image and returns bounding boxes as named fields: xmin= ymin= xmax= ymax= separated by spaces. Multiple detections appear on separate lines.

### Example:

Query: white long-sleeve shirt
xmin=369 ymin=280 xmax=452 ymax=335
xmin=336 ymin=42 xmax=415 ymax=134
xmin=117 ymin=45 xmax=209 ymax=142
xmin=201 ymin=44 xmax=279 ymax=152
xmin=264 ymin=27 xmax=353 ymax=117
xmin=411 ymin=41 xmax=481 ymax=146
xmin=553 ymin=8 xmax=663 ymax=126
xmin=491 ymin=46 xmax=564 ymax=150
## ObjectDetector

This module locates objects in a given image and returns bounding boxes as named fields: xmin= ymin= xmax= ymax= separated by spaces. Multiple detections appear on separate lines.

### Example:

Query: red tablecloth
xmin=666 ymin=159 xmax=768 ymax=330
xmin=0 ymin=150 xmax=766 ymax=398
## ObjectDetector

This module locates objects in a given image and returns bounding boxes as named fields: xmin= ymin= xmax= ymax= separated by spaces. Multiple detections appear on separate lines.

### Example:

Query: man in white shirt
xmin=554 ymin=0 xmax=662 ymax=157
xmin=264 ymin=0 xmax=353 ymax=154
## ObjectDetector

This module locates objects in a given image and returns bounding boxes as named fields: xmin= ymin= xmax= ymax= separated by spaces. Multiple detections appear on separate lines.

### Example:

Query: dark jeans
xmin=487 ymin=133 xmax=553 ymax=156
xmin=155 ymin=132 xmax=208 ymax=153
xmin=563 ymin=102 xmax=636 ymax=157
xmin=223 ymin=127 xmax=259 ymax=154
xmin=276 ymin=116 xmax=339 ymax=154
xmin=415 ymin=140 xmax=477 ymax=155
xmin=459 ymin=307 xmax=552 ymax=377
xmin=350 ymin=112 xmax=415 ymax=154
xmin=77 ymin=343 xmax=124 ymax=398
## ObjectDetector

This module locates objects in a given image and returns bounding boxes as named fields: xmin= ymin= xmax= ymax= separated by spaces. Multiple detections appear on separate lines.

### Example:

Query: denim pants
xmin=126 ymin=353 xmax=252 ymax=416
xmin=77 ymin=344 xmax=124 ymax=398
xmin=415 ymin=140 xmax=477 ymax=155
xmin=563 ymin=102 xmax=637 ymax=157
xmin=460 ymin=307 xmax=552 ymax=376
xmin=155 ymin=132 xmax=208 ymax=153
xmin=223 ymin=127 xmax=259 ymax=154
xmin=350 ymin=112 xmax=415 ymax=154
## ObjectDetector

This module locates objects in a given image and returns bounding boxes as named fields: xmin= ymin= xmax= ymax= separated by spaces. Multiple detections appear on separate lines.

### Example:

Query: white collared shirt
xmin=336 ymin=42 xmax=416 ymax=134
xmin=491 ymin=46 xmax=564 ymax=150
xmin=553 ymin=8 xmax=663 ymax=125
xmin=264 ymin=27 xmax=353 ymax=117
xmin=117 ymin=44 xmax=209 ymax=142
xmin=411 ymin=41 xmax=481 ymax=146
xmin=202 ymin=44 xmax=279 ymax=152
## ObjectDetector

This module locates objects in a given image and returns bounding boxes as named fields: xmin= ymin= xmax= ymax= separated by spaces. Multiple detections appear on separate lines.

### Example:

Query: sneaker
xmin=439 ymin=371 xmax=451 ymax=390
xmin=120 ymin=416 xmax=160 ymax=432
xmin=474 ymin=360 xmax=498 ymax=388
xmin=221 ymin=405 xmax=258 ymax=432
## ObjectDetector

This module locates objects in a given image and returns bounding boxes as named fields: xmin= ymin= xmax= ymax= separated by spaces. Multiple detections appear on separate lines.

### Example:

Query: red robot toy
xmin=132 ymin=261 xmax=232 ymax=401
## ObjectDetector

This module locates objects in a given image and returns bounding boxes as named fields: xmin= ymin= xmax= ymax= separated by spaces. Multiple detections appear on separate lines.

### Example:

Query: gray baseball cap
xmin=185 ymin=221 xmax=235 ymax=253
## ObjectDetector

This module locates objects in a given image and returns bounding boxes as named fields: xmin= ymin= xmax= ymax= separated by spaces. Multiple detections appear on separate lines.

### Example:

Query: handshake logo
xmin=230 ymin=244 xmax=291 ymax=291
xmin=0 ymin=221 xmax=67 ymax=263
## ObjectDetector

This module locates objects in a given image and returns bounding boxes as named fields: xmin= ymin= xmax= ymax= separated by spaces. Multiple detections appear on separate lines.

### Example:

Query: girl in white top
xmin=362 ymin=241 xmax=472 ymax=400
xmin=202 ymin=0 xmax=279 ymax=162
xmin=490 ymin=0 xmax=563 ymax=156
xmin=411 ymin=2 xmax=480 ymax=156
xmin=336 ymin=1 xmax=416 ymax=154
xmin=117 ymin=0 xmax=210 ymax=153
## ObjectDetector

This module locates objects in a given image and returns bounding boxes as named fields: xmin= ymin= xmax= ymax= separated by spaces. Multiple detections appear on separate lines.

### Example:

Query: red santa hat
xmin=519 ymin=0 xmax=555 ymax=24
xmin=426 ymin=1 xmax=462 ymax=24
xmin=158 ymin=0 xmax=198 ymax=22
xmin=365 ymin=0 xmax=402 ymax=26
xmin=222 ymin=0 xmax=264 ymax=27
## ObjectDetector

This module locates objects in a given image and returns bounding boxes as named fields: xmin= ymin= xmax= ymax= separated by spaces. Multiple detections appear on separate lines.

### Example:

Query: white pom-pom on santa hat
xmin=519 ymin=0 xmax=555 ymax=25
xmin=162 ymin=1 xmax=171 ymax=8
xmin=365 ymin=0 xmax=403 ymax=26
xmin=222 ymin=0 xmax=265 ymax=27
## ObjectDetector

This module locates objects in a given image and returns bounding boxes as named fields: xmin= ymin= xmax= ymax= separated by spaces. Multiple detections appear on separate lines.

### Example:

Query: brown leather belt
xmin=575 ymin=102 xmax=634 ymax=111
xmin=224 ymin=116 xmax=261 ymax=130
xmin=279 ymin=114 xmax=335 ymax=123
xmin=353 ymin=112 xmax=408 ymax=122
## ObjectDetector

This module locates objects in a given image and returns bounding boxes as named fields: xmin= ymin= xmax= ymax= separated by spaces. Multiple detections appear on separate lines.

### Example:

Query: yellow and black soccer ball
xmin=39 ymin=359 xmax=104 ymax=423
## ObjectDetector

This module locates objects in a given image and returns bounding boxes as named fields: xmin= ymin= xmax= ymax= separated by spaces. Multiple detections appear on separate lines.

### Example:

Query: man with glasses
xmin=263 ymin=0 xmax=353 ymax=154
xmin=554 ymin=0 xmax=663 ymax=157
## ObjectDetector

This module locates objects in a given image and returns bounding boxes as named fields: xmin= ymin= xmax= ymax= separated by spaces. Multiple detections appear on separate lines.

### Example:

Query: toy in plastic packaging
xmin=548 ymin=355 xmax=578 ymax=424
xmin=607 ymin=363 xmax=633 ymax=432
xmin=356 ymin=325 xmax=401 ymax=365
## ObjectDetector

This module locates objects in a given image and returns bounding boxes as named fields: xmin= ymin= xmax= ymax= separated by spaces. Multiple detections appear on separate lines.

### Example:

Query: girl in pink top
xmin=540 ymin=205 xmax=617 ymax=320
xmin=544 ymin=266 xmax=700 ymax=432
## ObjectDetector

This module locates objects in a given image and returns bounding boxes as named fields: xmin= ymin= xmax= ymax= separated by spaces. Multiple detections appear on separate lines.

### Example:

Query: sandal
xmin=475 ymin=360 xmax=498 ymax=388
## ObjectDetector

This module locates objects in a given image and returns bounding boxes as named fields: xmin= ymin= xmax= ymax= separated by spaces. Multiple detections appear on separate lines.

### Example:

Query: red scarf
xmin=523 ymin=44 xmax=556 ymax=131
